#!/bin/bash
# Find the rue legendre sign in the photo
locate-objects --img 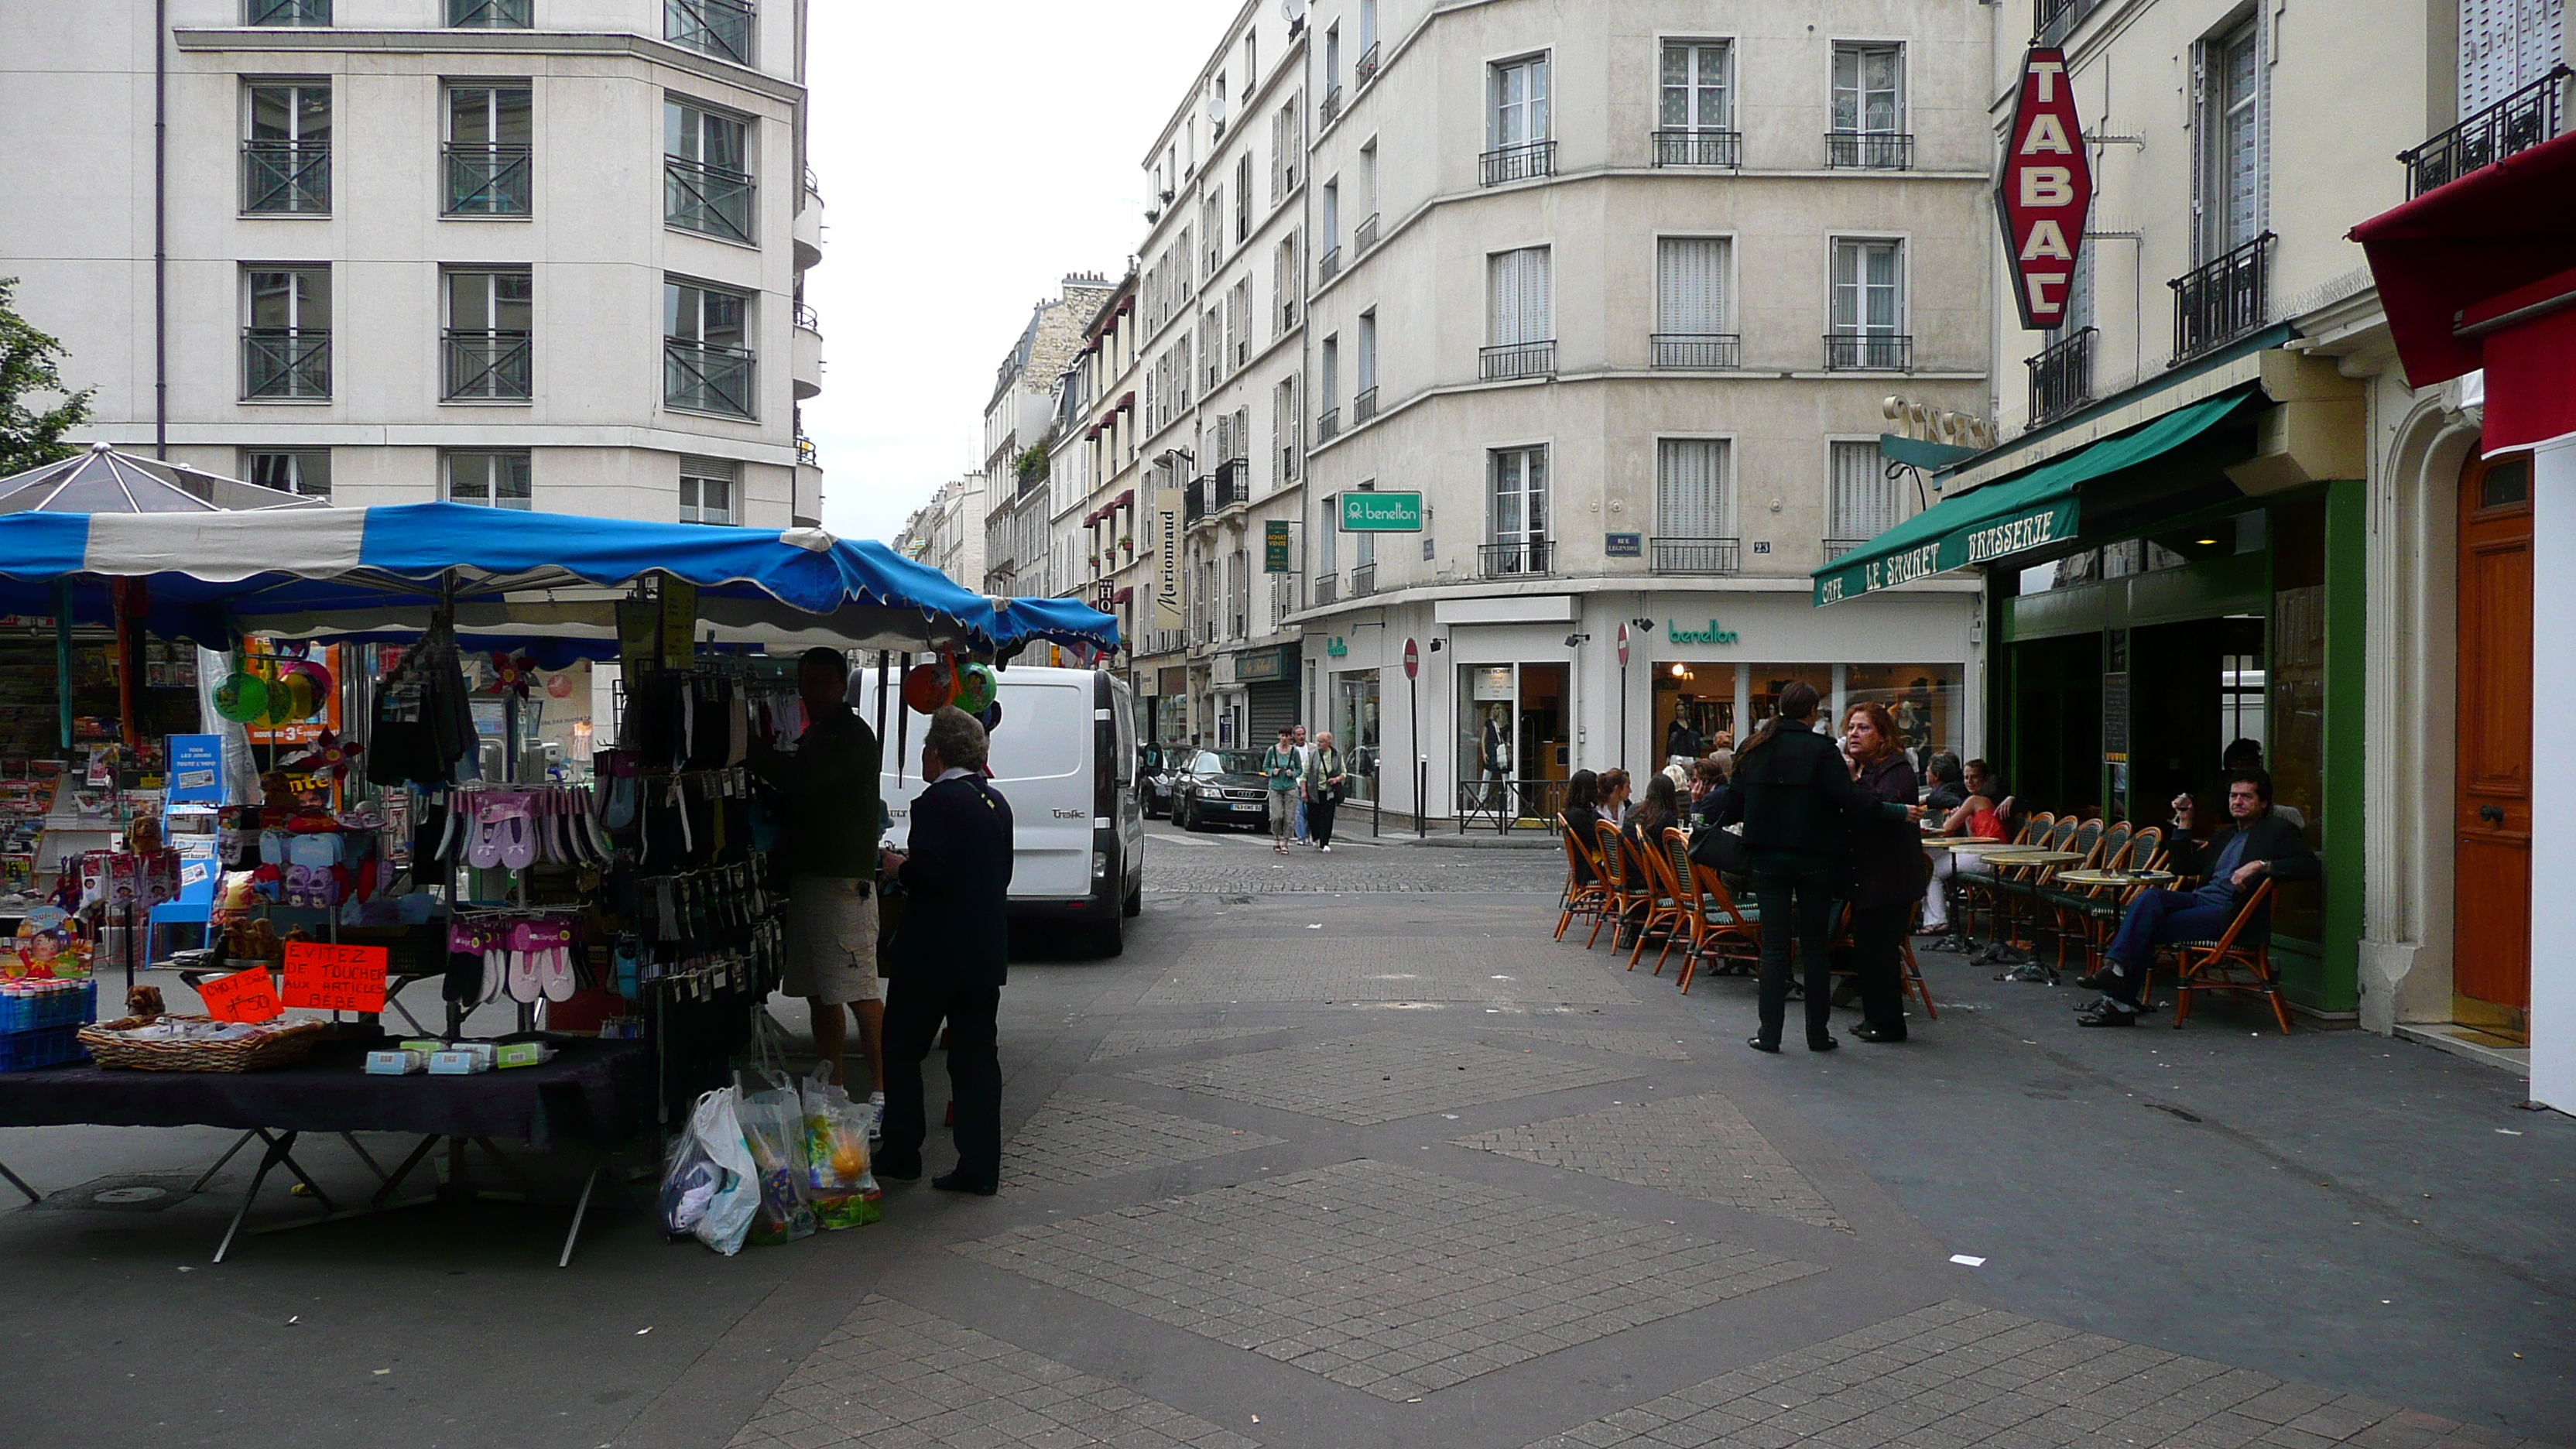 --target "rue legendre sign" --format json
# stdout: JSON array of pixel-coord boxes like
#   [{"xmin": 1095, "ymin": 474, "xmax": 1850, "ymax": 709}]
[
  {"xmin": 1997, "ymin": 46, "xmax": 2092, "ymax": 331},
  {"xmin": 1340, "ymin": 492, "xmax": 1423, "ymax": 532}
]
